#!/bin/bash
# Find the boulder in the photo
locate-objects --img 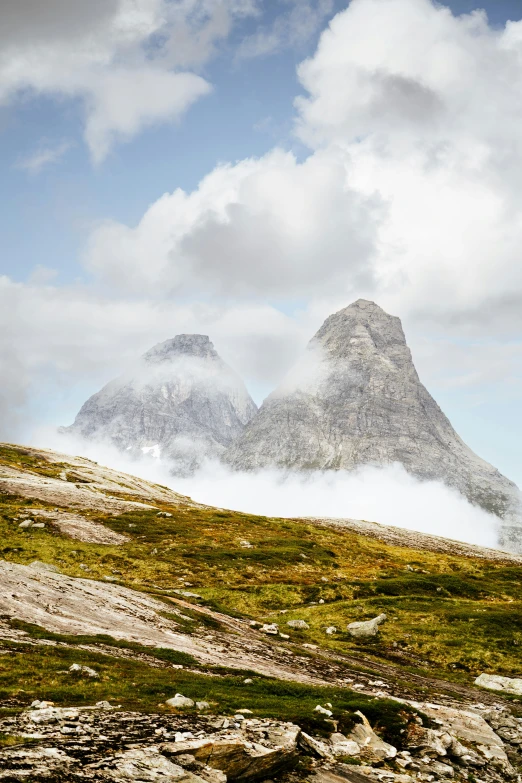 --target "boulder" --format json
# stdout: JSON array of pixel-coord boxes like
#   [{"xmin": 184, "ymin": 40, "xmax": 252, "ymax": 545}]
[
  {"xmin": 347, "ymin": 614, "xmax": 386, "ymax": 638},
  {"xmin": 325, "ymin": 626, "xmax": 337, "ymax": 635},
  {"xmin": 409, "ymin": 702, "xmax": 515, "ymax": 775},
  {"xmin": 475, "ymin": 673, "xmax": 522, "ymax": 696},
  {"xmin": 299, "ymin": 732, "xmax": 333, "ymax": 759},
  {"xmin": 346, "ymin": 712, "xmax": 397, "ymax": 763},
  {"xmin": 260, "ymin": 624, "xmax": 279, "ymax": 635},
  {"xmin": 329, "ymin": 733, "xmax": 361, "ymax": 758},
  {"xmin": 287, "ymin": 620, "xmax": 309, "ymax": 630},
  {"xmin": 166, "ymin": 694, "xmax": 195, "ymax": 709},
  {"xmin": 314, "ymin": 705, "xmax": 333, "ymax": 717},
  {"xmin": 104, "ymin": 747, "xmax": 208, "ymax": 782},
  {"xmin": 69, "ymin": 663, "xmax": 99, "ymax": 678},
  {"xmin": 162, "ymin": 723, "xmax": 300, "ymax": 781}
]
